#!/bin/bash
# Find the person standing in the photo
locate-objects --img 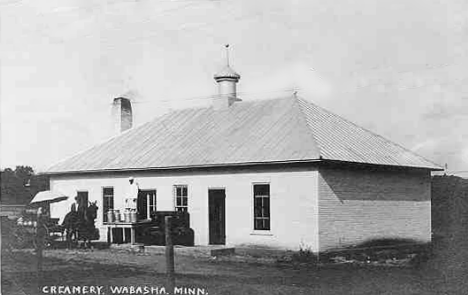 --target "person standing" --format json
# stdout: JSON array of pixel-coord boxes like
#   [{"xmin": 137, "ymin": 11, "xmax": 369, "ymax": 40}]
[
  {"xmin": 125, "ymin": 177, "xmax": 139, "ymax": 213},
  {"xmin": 71, "ymin": 196, "xmax": 79, "ymax": 212}
]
